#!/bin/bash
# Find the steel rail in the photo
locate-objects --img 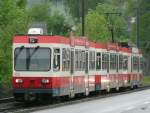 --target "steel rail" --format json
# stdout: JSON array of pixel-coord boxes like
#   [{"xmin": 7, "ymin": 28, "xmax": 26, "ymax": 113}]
[{"xmin": 0, "ymin": 85, "xmax": 150, "ymax": 113}]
